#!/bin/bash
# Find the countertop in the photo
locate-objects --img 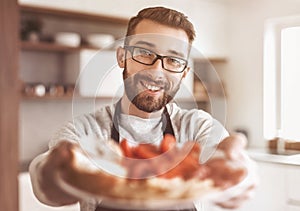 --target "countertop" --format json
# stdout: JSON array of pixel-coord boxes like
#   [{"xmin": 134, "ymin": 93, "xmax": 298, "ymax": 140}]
[
  {"xmin": 247, "ymin": 148, "xmax": 300, "ymax": 166},
  {"xmin": 20, "ymin": 148, "xmax": 300, "ymax": 173}
]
